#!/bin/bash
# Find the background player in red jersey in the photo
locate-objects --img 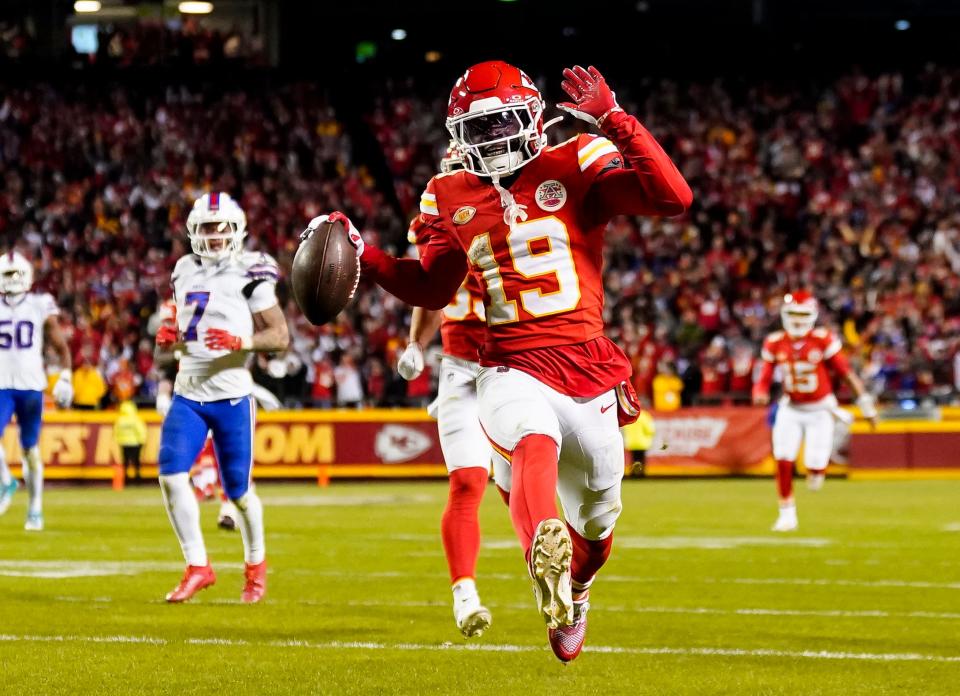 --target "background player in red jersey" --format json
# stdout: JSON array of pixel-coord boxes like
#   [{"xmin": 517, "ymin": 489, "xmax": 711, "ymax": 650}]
[
  {"xmin": 752, "ymin": 292, "xmax": 878, "ymax": 532},
  {"xmin": 309, "ymin": 60, "xmax": 691, "ymax": 661},
  {"xmin": 396, "ymin": 214, "xmax": 508, "ymax": 638}
]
